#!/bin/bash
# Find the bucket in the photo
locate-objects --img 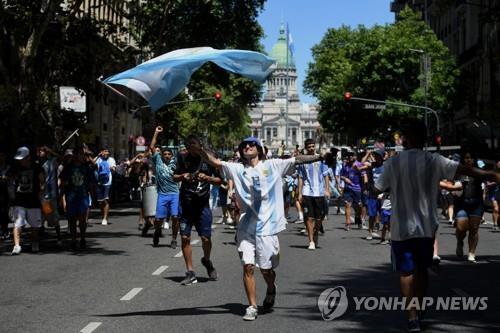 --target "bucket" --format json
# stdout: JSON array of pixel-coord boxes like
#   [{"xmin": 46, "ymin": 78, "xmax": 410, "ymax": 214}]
[{"xmin": 142, "ymin": 185, "xmax": 158, "ymax": 217}]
